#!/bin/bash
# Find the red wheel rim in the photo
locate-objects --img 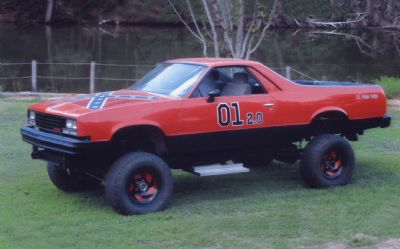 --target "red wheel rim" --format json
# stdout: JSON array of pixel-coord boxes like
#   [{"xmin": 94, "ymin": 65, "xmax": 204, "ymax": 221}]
[
  {"xmin": 320, "ymin": 150, "xmax": 343, "ymax": 178},
  {"xmin": 127, "ymin": 171, "xmax": 158, "ymax": 204}
]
